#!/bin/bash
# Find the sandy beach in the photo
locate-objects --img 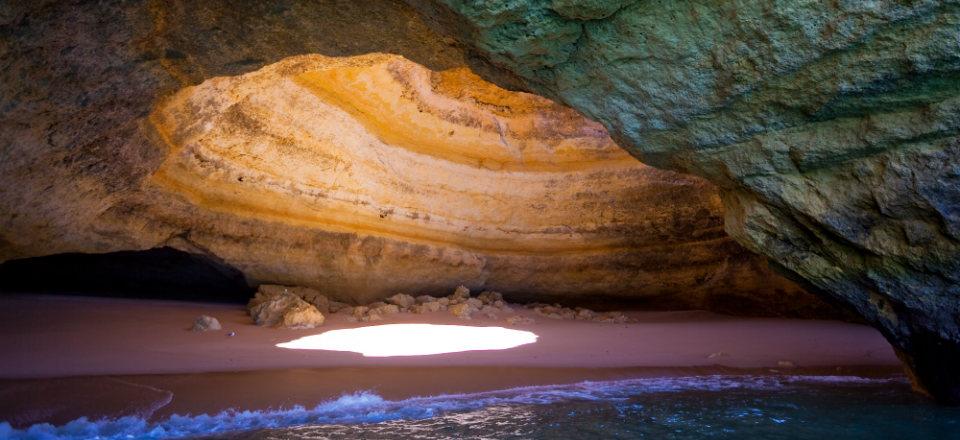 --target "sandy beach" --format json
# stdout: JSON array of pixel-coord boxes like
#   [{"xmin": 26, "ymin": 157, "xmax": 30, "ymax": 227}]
[{"xmin": 0, "ymin": 294, "xmax": 902, "ymax": 428}]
